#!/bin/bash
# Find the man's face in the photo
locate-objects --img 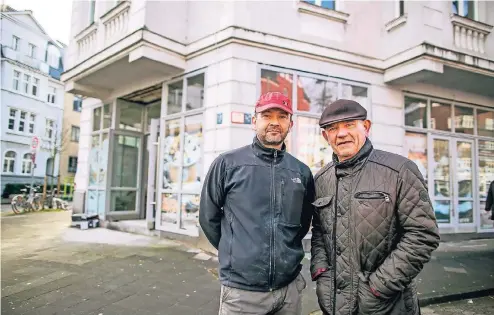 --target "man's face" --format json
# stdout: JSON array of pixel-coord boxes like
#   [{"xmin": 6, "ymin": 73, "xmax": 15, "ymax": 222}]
[
  {"xmin": 322, "ymin": 119, "xmax": 371, "ymax": 162},
  {"xmin": 252, "ymin": 108, "xmax": 293, "ymax": 148}
]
